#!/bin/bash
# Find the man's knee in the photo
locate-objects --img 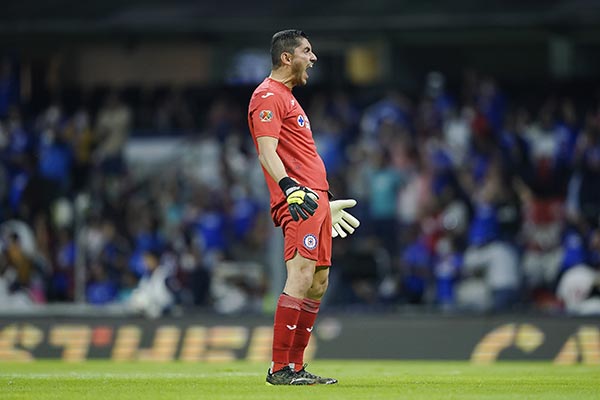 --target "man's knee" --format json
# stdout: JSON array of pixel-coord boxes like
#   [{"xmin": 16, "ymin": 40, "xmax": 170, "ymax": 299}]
[
  {"xmin": 307, "ymin": 282, "xmax": 328, "ymax": 299},
  {"xmin": 284, "ymin": 253, "xmax": 317, "ymax": 296},
  {"xmin": 307, "ymin": 268, "xmax": 329, "ymax": 299}
]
